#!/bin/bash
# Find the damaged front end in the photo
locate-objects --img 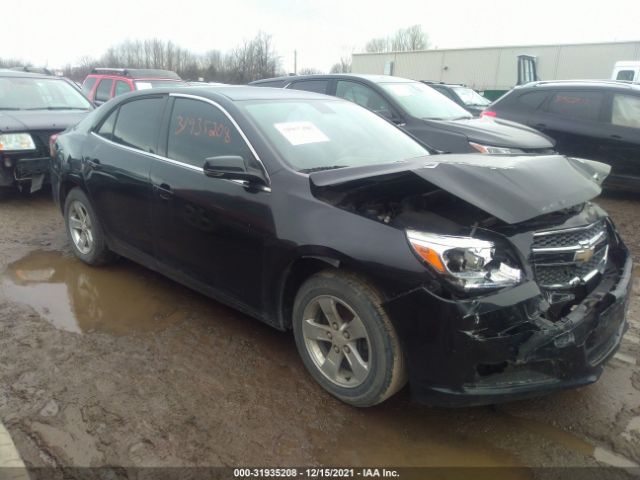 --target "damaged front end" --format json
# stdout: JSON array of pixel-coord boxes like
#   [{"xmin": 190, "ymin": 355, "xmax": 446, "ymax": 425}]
[
  {"xmin": 385, "ymin": 214, "xmax": 631, "ymax": 406},
  {"xmin": 310, "ymin": 154, "xmax": 632, "ymax": 406}
]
